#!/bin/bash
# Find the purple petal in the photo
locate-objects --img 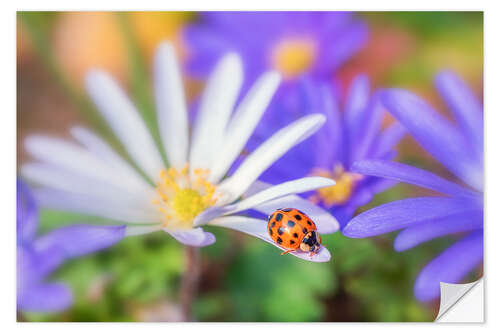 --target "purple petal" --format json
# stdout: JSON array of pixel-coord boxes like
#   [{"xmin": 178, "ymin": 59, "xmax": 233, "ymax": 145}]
[
  {"xmin": 434, "ymin": 71, "xmax": 483, "ymax": 158},
  {"xmin": 183, "ymin": 25, "xmax": 234, "ymax": 77},
  {"xmin": 17, "ymin": 180, "xmax": 38, "ymax": 243},
  {"xmin": 346, "ymin": 183, "xmax": 375, "ymax": 207},
  {"xmin": 320, "ymin": 21, "xmax": 369, "ymax": 71},
  {"xmin": 330, "ymin": 184, "xmax": 376, "ymax": 228},
  {"xmin": 350, "ymin": 93, "xmax": 384, "ymax": 163},
  {"xmin": 394, "ymin": 210, "xmax": 483, "ymax": 251},
  {"xmin": 254, "ymin": 78, "xmax": 337, "ymax": 182},
  {"xmin": 189, "ymin": 12, "xmax": 367, "ymax": 82},
  {"xmin": 331, "ymin": 203, "xmax": 359, "ymax": 228},
  {"xmin": 343, "ymin": 197, "xmax": 479, "ymax": 238},
  {"xmin": 17, "ymin": 245, "xmax": 40, "ymax": 291},
  {"xmin": 33, "ymin": 225, "xmax": 125, "ymax": 258},
  {"xmin": 344, "ymin": 75, "xmax": 370, "ymax": 147},
  {"xmin": 381, "ymin": 89, "xmax": 482, "ymax": 191},
  {"xmin": 18, "ymin": 282, "xmax": 73, "ymax": 313},
  {"xmin": 414, "ymin": 230, "xmax": 483, "ymax": 302},
  {"xmin": 18, "ymin": 244, "xmax": 66, "ymax": 293},
  {"xmin": 351, "ymin": 160, "xmax": 480, "ymax": 198},
  {"xmin": 365, "ymin": 177, "xmax": 398, "ymax": 196},
  {"xmin": 371, "ymin": 122, "xmax": 407, "ymax": 158},
  {"xmin": 165, "ymin": 228, "xmax": 216, "ymax": 247},
  {"xmin": 303, "ymin": 79, "xmax": 345, "ymax": 168},
  {"xmin": 34, "ymin": 247, "xmax": 66, "ymax": 279},
  {"xmin": 203, "ymin": 11, "xmax": 288, "ymax": 33}
]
